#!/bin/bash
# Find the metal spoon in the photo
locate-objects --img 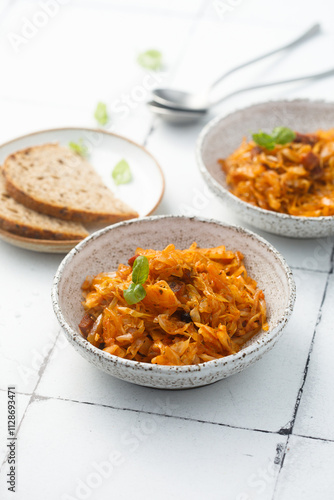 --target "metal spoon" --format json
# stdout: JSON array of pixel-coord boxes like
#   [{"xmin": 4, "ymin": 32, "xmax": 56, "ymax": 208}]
[
  {"xmin": 148, "ymin": 67, "xmax": 334, "ymax": 124},
  {"xmin": 151, "ymin": 23, "xmax": 320, "ymax": 112}
]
